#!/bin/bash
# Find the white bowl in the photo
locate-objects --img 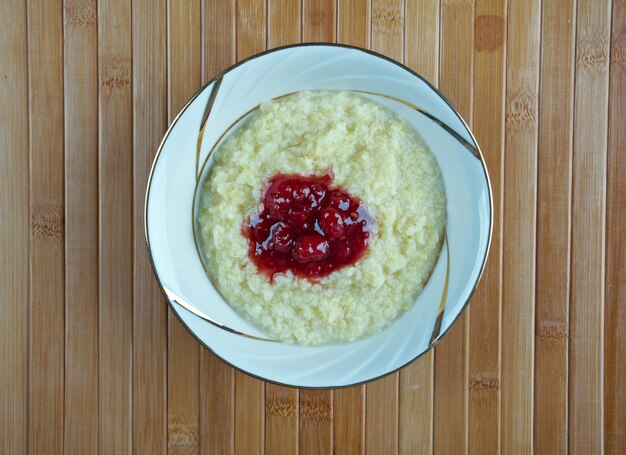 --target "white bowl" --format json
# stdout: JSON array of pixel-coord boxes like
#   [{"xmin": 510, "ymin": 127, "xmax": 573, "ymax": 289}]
[{"xmin": 145, "ymin": 44, "xmax": 492, "ymax": 388}]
